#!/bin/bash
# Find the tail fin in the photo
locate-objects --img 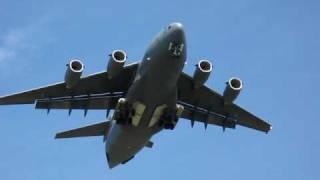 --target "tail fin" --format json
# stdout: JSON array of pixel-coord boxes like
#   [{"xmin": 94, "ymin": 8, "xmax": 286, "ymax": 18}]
[{"xmin": 55, "ymin": 121, "xmax": 111, "ymax": 139}]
